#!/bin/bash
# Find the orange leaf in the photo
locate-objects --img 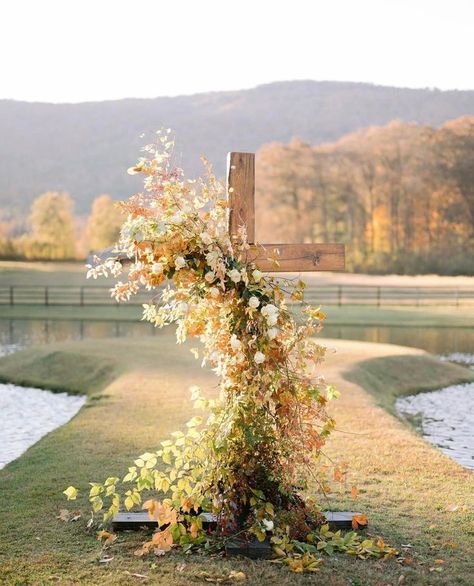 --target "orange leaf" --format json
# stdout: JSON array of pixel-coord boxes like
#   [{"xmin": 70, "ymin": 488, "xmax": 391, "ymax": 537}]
[
  {"xmin": 333, "ymin": 468, "xmax": 344, "ymax": 482},
  {"xmin": 190, "ymin": 521, "xmax": 199, "ymax": 539},
  {"xmin": 152, "ymin": 527, "xmax": 173, "ymax": 552},
  {"xmin": 352, "ymin": 514, "xmax": 368, "ymax": 530},
  {"xmin": 351, "ymin": 485, "xmax": 359, "ymax": 499}
]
